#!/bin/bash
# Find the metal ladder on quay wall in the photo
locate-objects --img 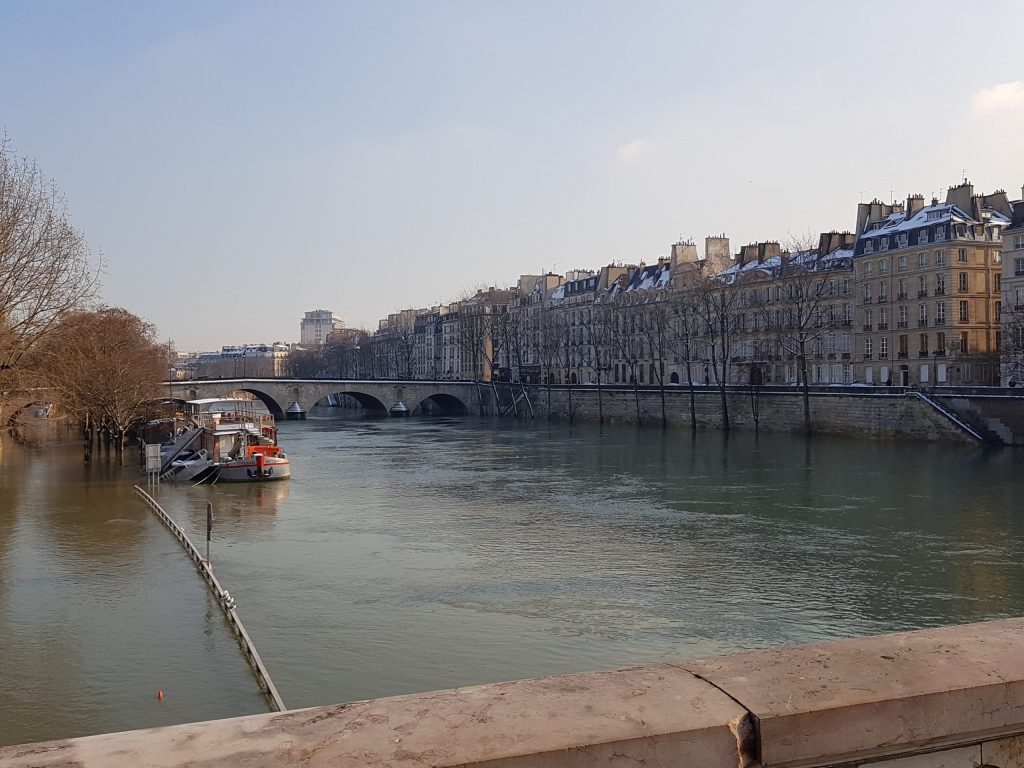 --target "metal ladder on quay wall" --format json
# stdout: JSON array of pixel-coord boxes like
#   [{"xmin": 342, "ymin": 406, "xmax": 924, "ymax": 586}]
[{"xmin": 908, "ymin": 390, "xmax": 988, "ymax": 444}]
